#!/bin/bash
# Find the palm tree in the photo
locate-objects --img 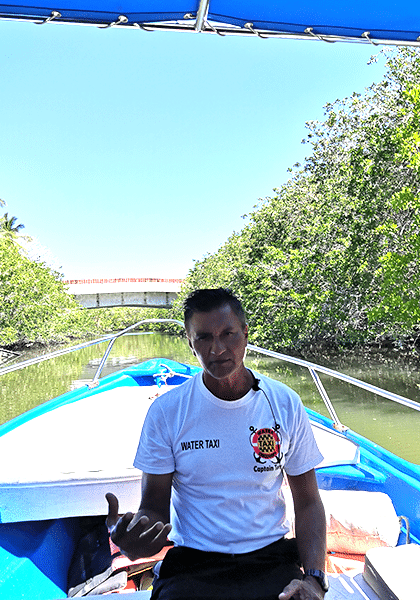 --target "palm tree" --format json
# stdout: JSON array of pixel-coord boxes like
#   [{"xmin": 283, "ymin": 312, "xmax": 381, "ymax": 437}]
[{"xmin": 0, "ymin": 212, "xmax": 31, "ymax": 245}]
